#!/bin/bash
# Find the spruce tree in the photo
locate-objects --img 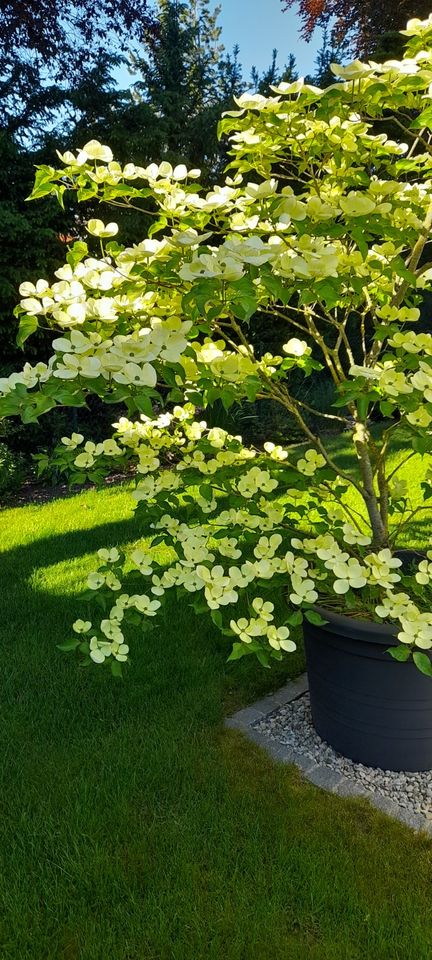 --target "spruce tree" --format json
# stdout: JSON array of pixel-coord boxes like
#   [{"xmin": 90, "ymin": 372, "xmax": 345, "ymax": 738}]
[{"xmin": 131, "ymin": 0, "xmax": 241, "ymax": 177}]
